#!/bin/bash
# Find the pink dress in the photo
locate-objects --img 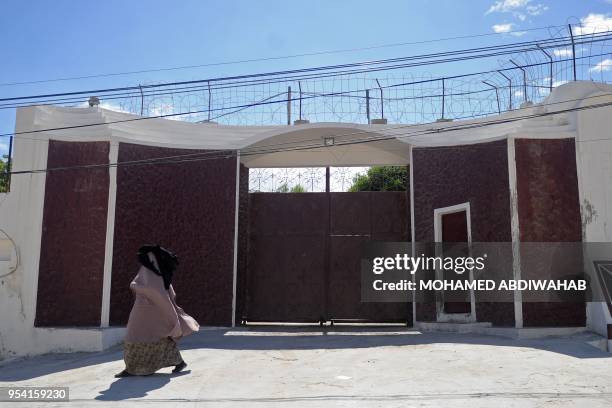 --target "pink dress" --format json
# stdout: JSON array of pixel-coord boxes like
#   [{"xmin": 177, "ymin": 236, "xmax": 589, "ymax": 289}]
[
  {"xmin": 126, "ymin": 266, "xmax": 200, "ymax": 342},
  {"xmin": 122, "ymin": 266, "xmax": 200, "ymax": 375}
]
